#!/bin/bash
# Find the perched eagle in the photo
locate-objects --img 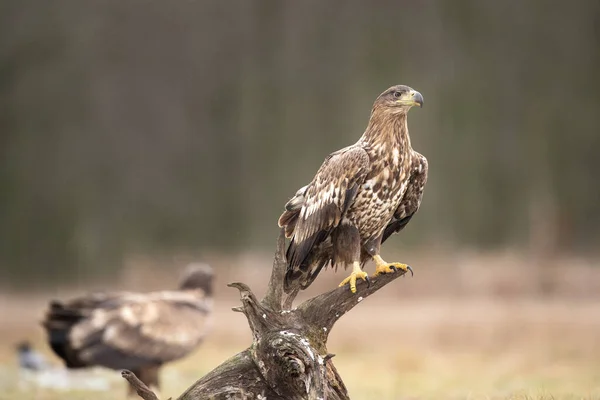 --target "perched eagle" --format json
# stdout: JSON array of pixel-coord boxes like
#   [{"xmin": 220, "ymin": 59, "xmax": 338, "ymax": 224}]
[
  {"xmin": 42, "ymin": 263, "xmax": 213, "ymax": 393},
  {"xmin": 279, "ymin": 85, "xmax": 428, "ymax": 294}
]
